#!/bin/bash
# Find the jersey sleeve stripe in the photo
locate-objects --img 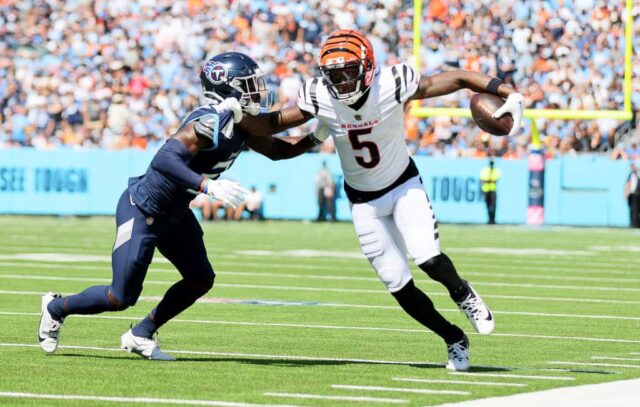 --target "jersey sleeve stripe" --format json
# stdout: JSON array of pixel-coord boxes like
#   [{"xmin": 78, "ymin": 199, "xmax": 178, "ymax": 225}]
[
  {"xmin": 301, "ymin": 80, "xmax": 308, "ymax": 103},
  {"xmin": 310, "ymin": 78, "xmax": 320, "ymax": 115},
  {"xmin": 408, "ymin": 65, "xmax": 415, "ymax": 83},
  {"xmin": 402, "ymin": 64, "xmax": 408, "ymax": 89},
  {"xmin": 391, "ymin": 66, "xmax": 402, "ymax": 104}
]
